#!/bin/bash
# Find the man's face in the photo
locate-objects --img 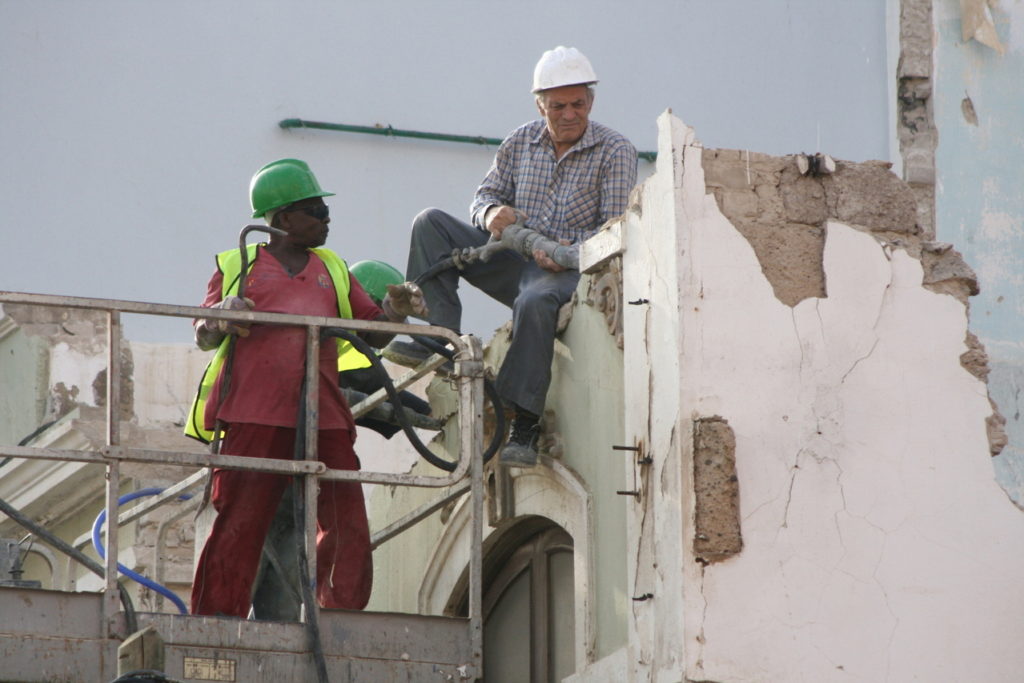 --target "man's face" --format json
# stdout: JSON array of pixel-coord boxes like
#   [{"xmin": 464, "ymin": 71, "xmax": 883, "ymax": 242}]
[
  {"xmin": 536, "ymin": 84, "xmax": 593, "ymax": 149},
  {"xmin": 279, "ymin": 198, "xmax": 330, "ymax": 248}
]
